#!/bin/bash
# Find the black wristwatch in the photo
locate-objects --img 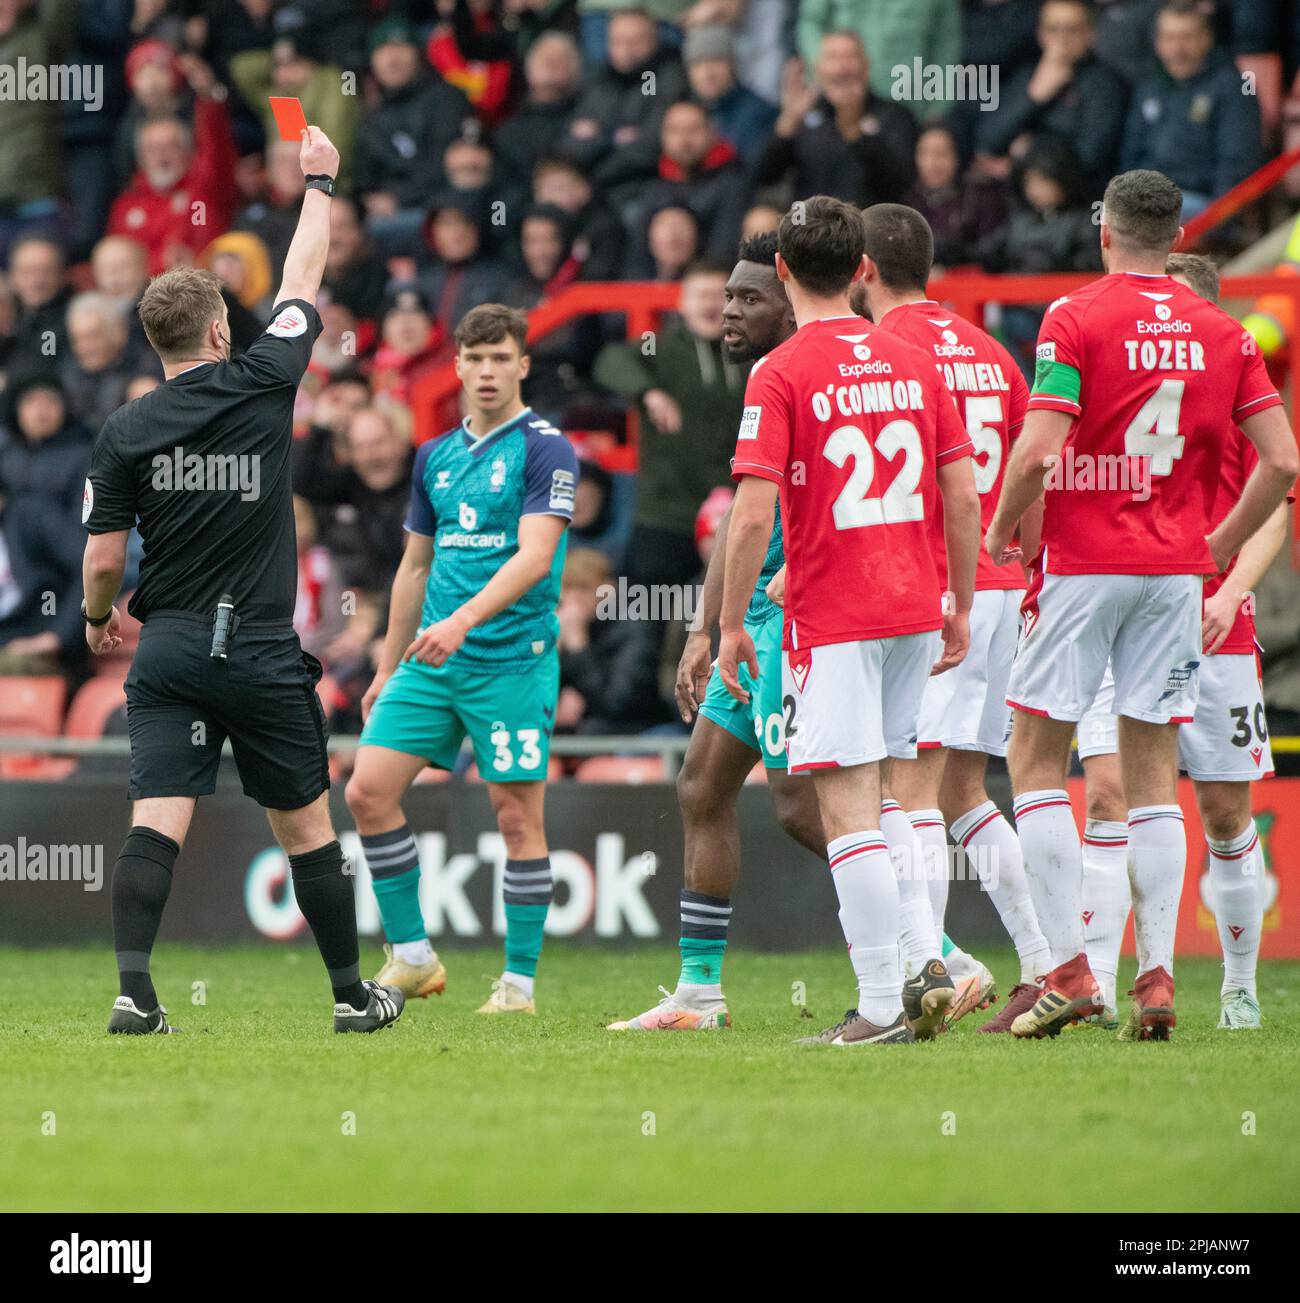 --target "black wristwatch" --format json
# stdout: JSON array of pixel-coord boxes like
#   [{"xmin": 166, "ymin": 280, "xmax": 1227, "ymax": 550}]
[
  {"xmin": 305, "ymin": 174, "xmax": 336, "ymax": 197},
  {"xmin": 82, "ymin": 599, "xmax": 113, "ymax": 627}
]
